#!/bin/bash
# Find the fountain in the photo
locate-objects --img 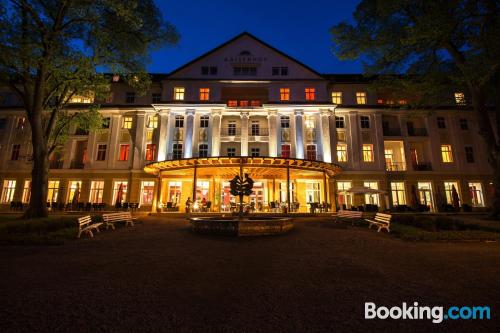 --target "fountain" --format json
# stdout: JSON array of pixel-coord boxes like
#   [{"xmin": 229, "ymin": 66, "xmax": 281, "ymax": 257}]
[{"xmin": 189, "ymin": 172, "xmax": 294, "ymax": 236}]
